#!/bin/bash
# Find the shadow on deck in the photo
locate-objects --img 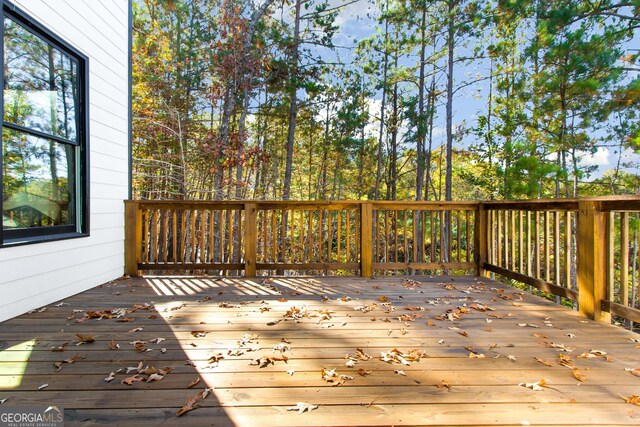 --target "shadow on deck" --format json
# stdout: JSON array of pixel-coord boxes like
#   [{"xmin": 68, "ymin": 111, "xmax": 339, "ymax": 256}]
[{"xmin": 0, "ymin": 275, "xmax": 639, "ymax": 426}]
